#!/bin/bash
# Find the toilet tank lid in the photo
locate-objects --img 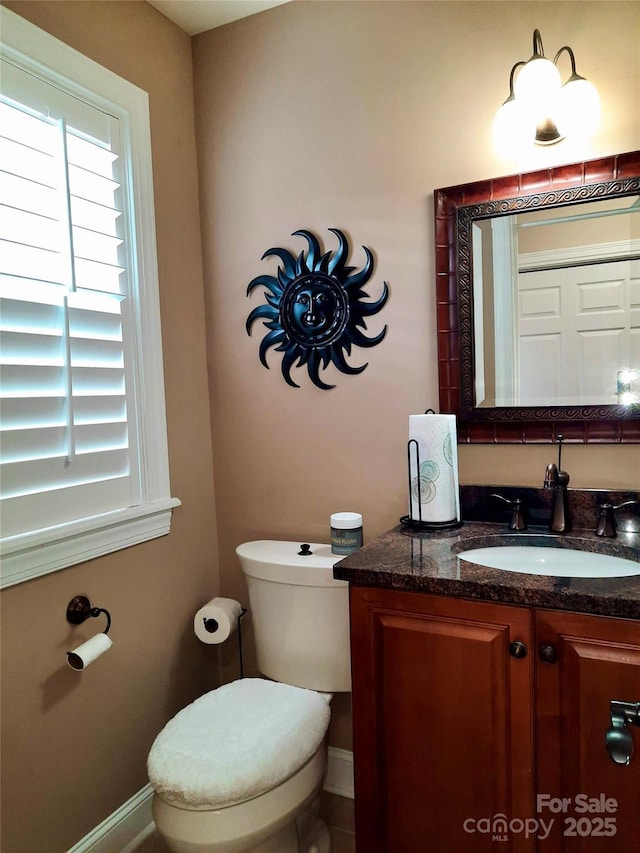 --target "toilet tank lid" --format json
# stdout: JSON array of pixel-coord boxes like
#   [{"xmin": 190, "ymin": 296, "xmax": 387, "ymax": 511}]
[{"xmin": 236, "ymin": 540, "xmax": 348, "ymax": 587}]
